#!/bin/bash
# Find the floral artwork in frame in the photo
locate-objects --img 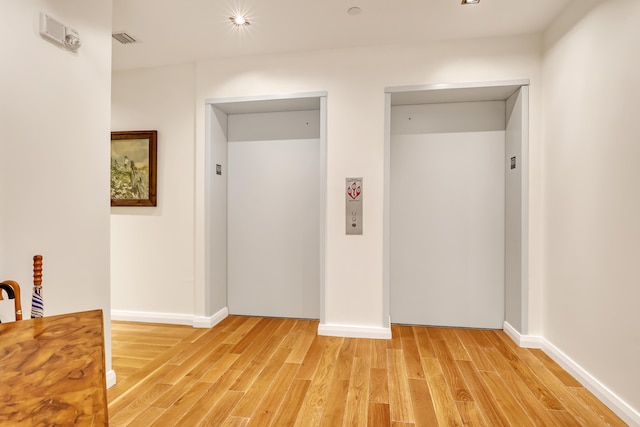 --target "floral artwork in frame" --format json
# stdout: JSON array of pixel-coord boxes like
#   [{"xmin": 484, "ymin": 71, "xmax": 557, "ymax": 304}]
[{"xmin": 110, "ymin": 130, "xmax": 157, "ymax": 206}]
